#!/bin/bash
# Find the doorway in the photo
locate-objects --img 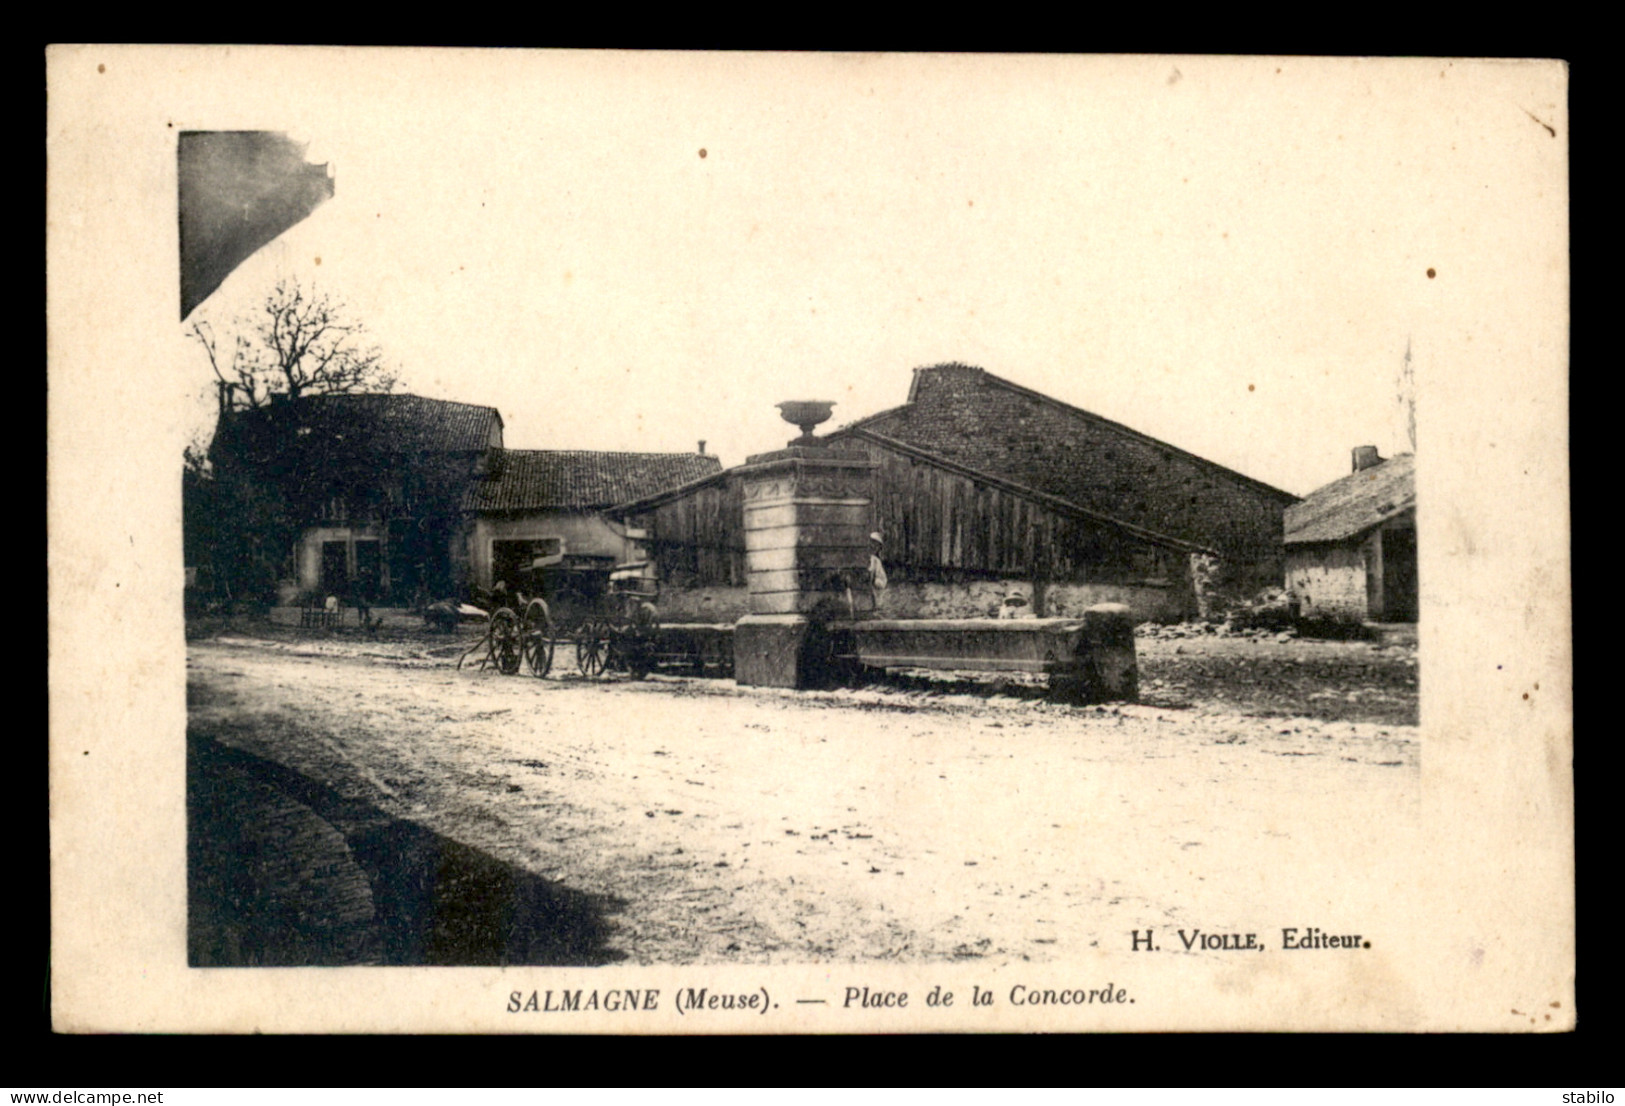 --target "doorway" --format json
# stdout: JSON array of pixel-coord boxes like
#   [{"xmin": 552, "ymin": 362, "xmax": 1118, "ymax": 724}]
[
  {"xmin": 1381, "ymin": 527, "xmax": 1418, "ymax": 622},
  {"xmin": 353, "ymin": 540, "xmax": 382, "ymax": 601},
  {"xmin": 321, "ymin": 541, "xmax": 348, "ymax": 596}
]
